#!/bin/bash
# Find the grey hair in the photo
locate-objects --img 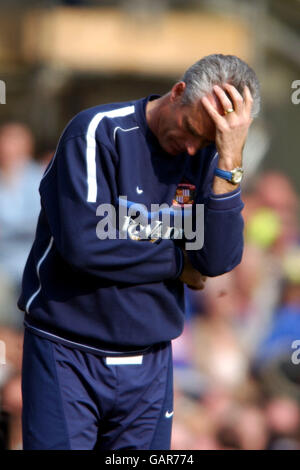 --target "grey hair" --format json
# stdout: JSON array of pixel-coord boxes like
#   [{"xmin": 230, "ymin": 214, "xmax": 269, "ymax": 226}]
[{"xmin": 180, "ymin": 54, "xmax": 260, "ymax": 117}]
